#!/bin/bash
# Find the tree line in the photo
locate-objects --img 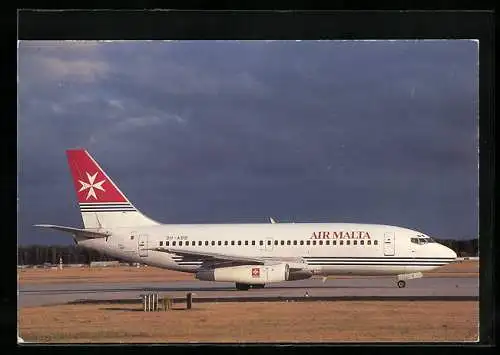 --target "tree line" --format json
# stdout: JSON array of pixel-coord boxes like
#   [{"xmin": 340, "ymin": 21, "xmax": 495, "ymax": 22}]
[
  {"xmin": 17, "ymin": 238, "xmax": 479, "ymax": 266},
  {"xmin": 17, "ymin": 245, "xmax": 119, "ymax": 266}
]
